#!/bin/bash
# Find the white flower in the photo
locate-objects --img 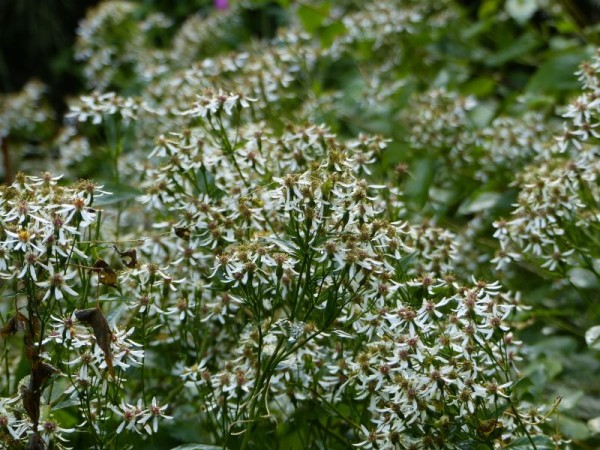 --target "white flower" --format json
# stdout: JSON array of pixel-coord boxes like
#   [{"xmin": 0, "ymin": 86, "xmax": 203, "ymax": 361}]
[
  {"xmin": 112, "ymin": 400, "xmax": 145, "ymax": 434},
  {"xmin": 138, "ymin": 397, "xmax": 172, "ymax": 434},
  {"xmin": 4, "ymin": 228, "xmax": 43, "ymax": 253},
  {"xmin": 506, "ymin": 0, "xmax": 538, "ymax": 23},
  {"xmin": 0, "ymin": 399, "xmax": 27, "ymax": 440},
  {"xmin": 110, "ymin": 327, "xmax": 145, "ymax": 370},
  {"xmin": 112, "ymin": 398, "xmax": 171, "ymax": 436},
  {"xmin": 55, "ymin": 193, "xmax": 97, "ymax": 227},
  {"xmin": 36, "ymin": 265, "xmax": 79, "ymax": 301},
  {"xmin": 39, "ymin": 418, "xmax": 76, "ymax": 443}
]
